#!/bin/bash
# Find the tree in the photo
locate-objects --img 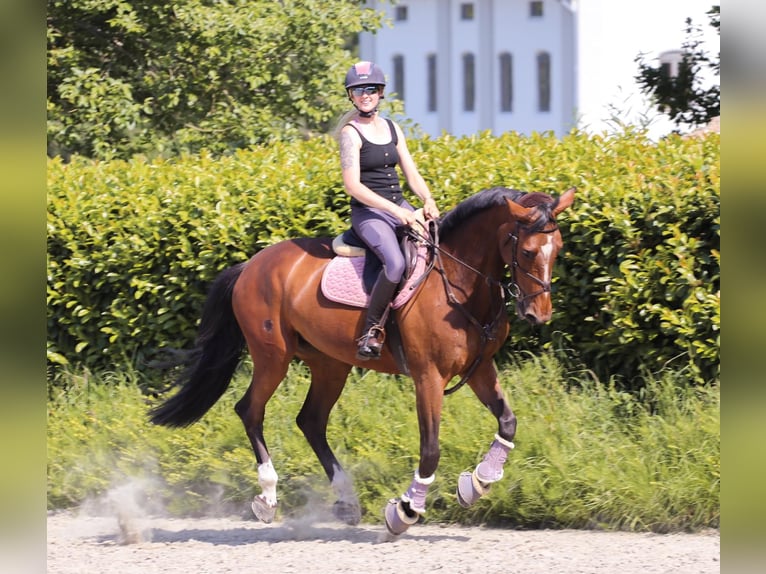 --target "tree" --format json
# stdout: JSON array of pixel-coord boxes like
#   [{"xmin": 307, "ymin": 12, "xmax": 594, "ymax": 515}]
[
  {"xmin": 634, "ymin": 5, "xmax": 720, "ymax": 130},
  {"xmin": 47, "ymin": 0, "xmax": 385, "ymax": 160}
]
